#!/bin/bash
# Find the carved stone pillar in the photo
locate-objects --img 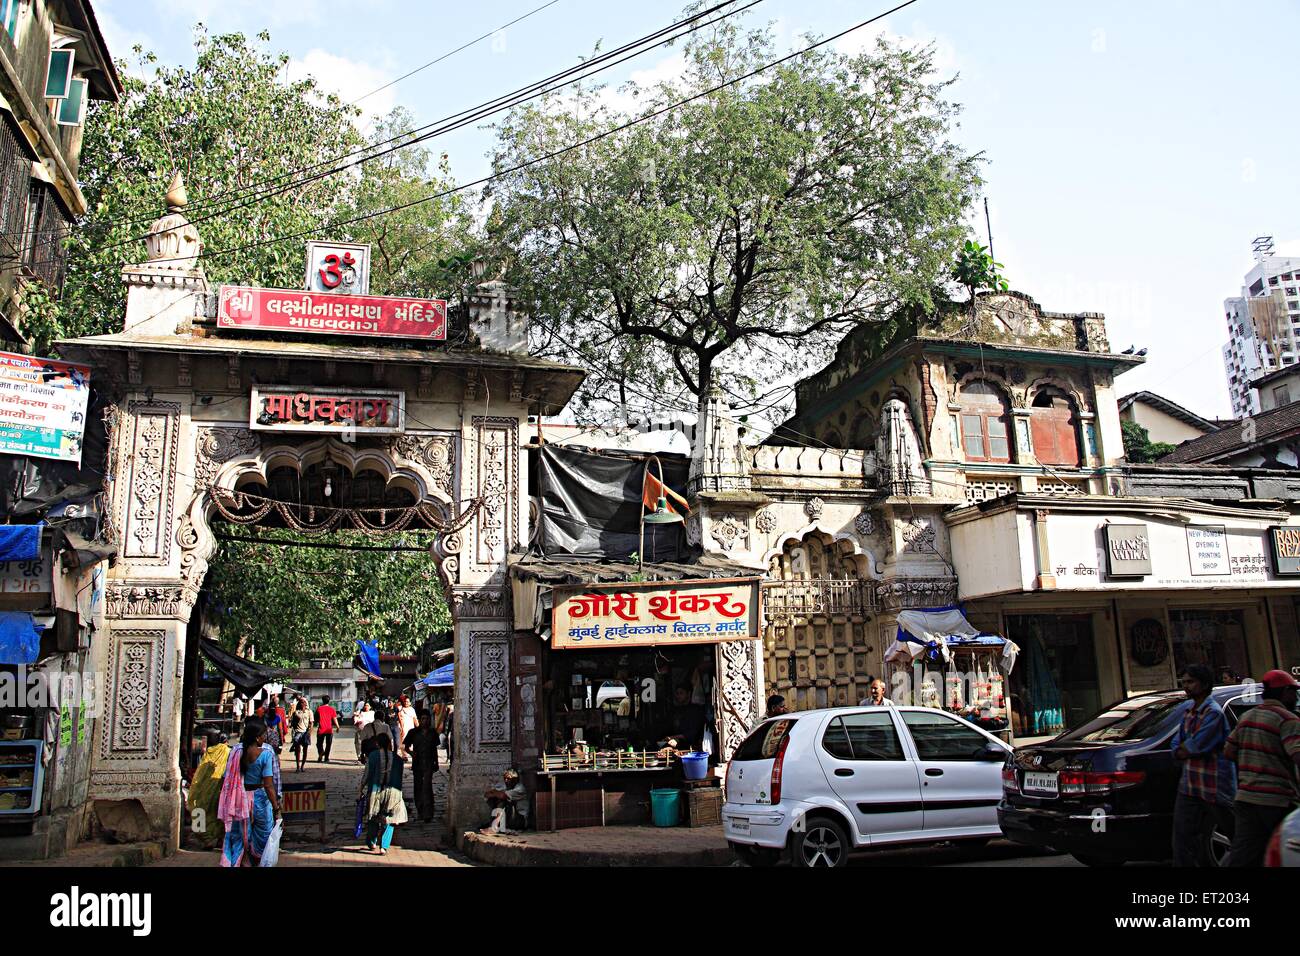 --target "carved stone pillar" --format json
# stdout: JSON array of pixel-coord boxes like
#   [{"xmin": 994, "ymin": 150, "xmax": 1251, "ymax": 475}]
[{"xmin": 717, "ymin": 638, "xmax": 763, "ymax": 761}]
